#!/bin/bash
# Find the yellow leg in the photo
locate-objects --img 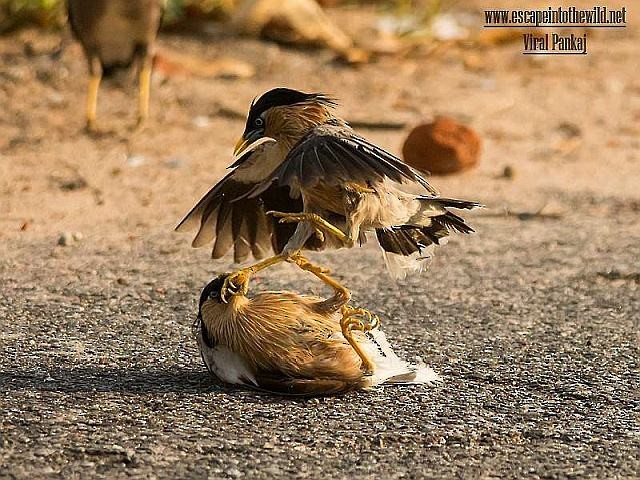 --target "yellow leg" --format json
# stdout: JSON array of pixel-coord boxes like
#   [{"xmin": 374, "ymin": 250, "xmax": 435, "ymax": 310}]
[
  {"xmin": 86, "ymin": 74, "xmax": 101, "ymax": 132},
  {"xmin": 136, "ymin": 61, "xmax": 152, "ymax": 129},
  {"xmin": 288, "ymin": 253, "xmax": 351, "ymax": 304},
  {"xmin": 288, "ymin": 253, "xmax": 331, "ymax": 275},
  {"xmin": 221, "ymin": 253, "xmax": 289, "ymax": 302},
  {"xmin": 340, "ymin": 306, "xmax": 380, "ymax": 375},
  {"xmin": 222, "ymin": 252, "xmax": 343, "ymax": 302},
  {"xmin": 267, "ymin": 211, "xmax": 351, "ymax": 245}
]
